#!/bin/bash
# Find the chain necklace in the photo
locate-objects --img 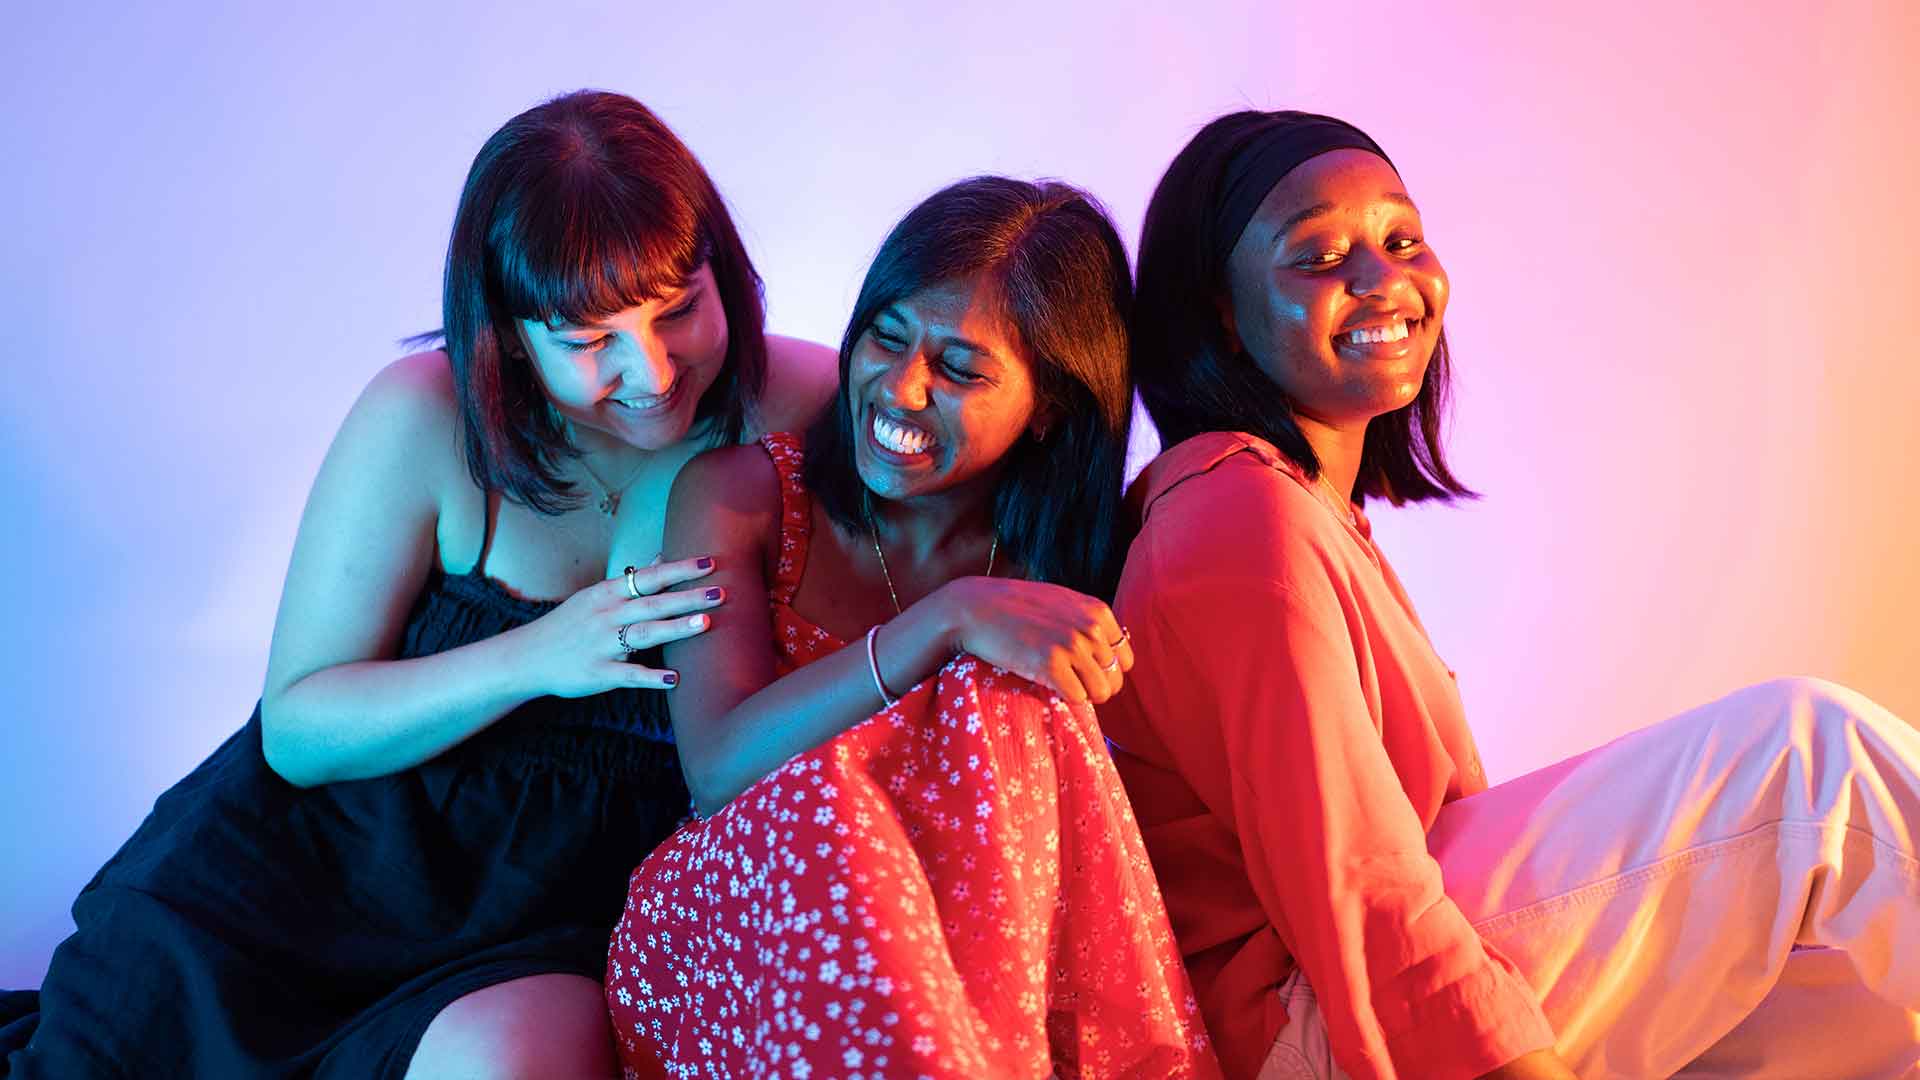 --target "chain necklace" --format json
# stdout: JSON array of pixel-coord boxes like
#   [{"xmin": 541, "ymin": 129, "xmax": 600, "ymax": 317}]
[
  {"xmin": 1316, "ymin": 468, "xmax": 1358, "ymax": 528},
  {"xmin": 864, "ymin": 494, "xmax": 997, "ymax": 615},
  {"xmin": 575, "ymin": 449, "xmax": 649, "ymax": 516}
]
